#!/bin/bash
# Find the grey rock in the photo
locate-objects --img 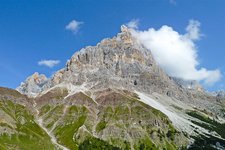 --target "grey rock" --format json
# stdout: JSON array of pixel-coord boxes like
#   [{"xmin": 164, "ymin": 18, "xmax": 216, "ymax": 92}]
[
  {"xmin": 16, "ymin": 72, "xmax": 48, "ymax": 97},
  {"xmin": 216, "ymin": 91, "xmax": 225, "ymax": 98},
  {"xmin": 16, "ymin": 25, "xmax": 193, "ymax": 102},
  {"xmin": 172, "ymin": 77, "xmax": 203, "ymax": 91},
  {"xmin": 49, "ymin": 25, "xmax": 188, "ymax": 100}
]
